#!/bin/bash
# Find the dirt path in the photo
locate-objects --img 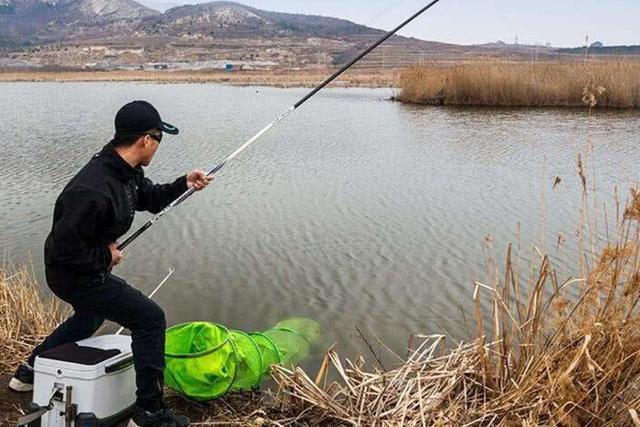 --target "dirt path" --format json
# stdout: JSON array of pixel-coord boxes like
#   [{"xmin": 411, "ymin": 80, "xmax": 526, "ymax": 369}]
[
  {"xmin": 0, "ymin": 374, "xmax": 32, "ymax": 426},
  {"xmin": 0, "ymin": 373, "xmax": 286, "ymax": 426}
]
